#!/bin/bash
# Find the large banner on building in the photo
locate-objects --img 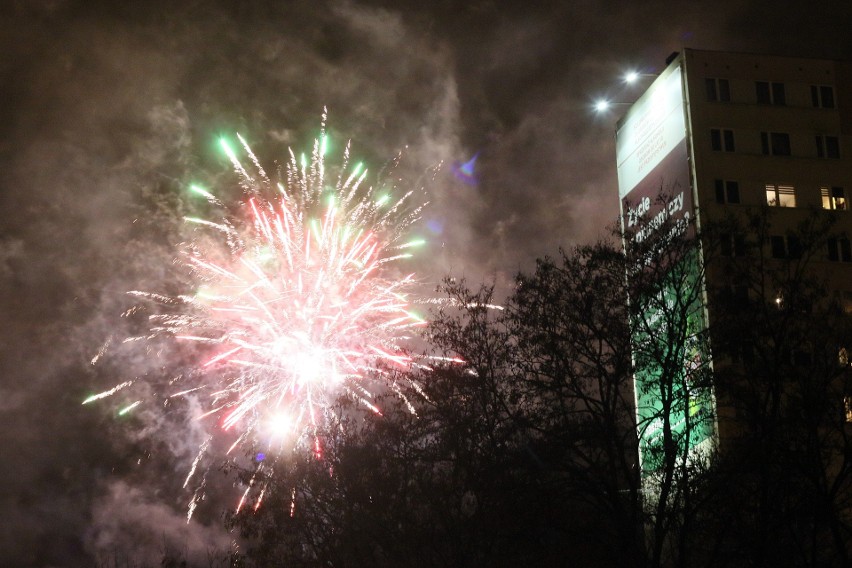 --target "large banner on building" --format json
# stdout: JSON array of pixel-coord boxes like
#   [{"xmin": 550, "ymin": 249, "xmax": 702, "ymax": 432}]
[
  {"xmin": 617, "ymin": 66, "xmax": 694, "ymax": 244},
  {"xmin": 617, "ymin": 66, "xmax": 689, "ymax": 198},
  {"xmin": 629, "ymin": 250, "xmax": 715, "ymax": 473},
  {"xmin": 616, "ymin": 65, "xmax": 716, "ymax": 474}
]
